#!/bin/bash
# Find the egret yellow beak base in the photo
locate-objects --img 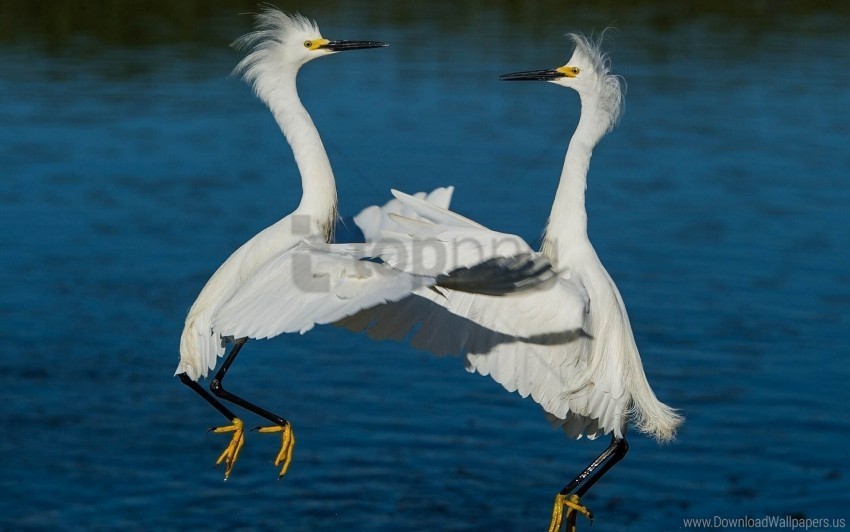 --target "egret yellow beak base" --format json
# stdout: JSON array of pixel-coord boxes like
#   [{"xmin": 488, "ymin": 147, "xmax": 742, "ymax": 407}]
[{"xmin": 500, "ymin": 66, "xmax": 580, "ymax": 81}]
